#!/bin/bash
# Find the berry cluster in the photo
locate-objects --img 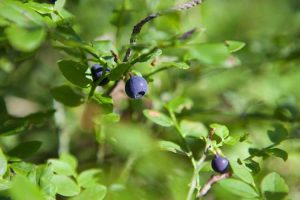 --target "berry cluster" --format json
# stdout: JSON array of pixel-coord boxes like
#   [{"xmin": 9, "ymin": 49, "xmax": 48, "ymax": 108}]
[{"xmin": 90, "ymin": 64, "xmax": 148, "ymax": 99}]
